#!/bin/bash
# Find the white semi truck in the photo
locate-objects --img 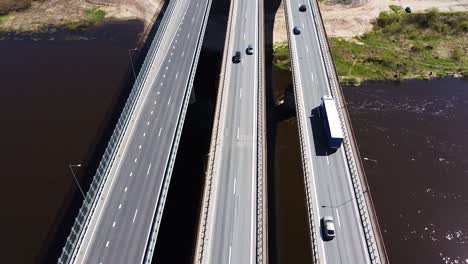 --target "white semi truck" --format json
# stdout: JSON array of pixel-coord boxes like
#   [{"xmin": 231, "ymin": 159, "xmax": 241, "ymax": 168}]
[{"xmin": 320, "ymin": 95, "xmax": 344, "ymax": 148}]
